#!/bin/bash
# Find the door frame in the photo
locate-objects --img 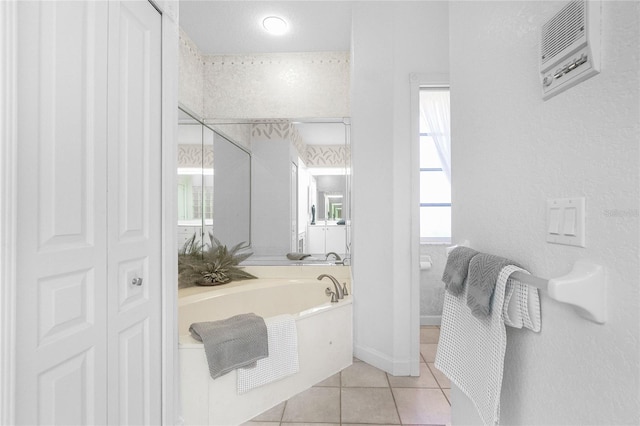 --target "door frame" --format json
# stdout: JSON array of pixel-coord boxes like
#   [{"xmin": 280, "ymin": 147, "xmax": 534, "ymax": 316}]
[
  {"xmin": 0, "ymin": 1, "xmax": 18, "ymax": 424},
  {"xmin": 409, "ymin": 72, "xmax": 449, "ymax": 376},
  {"xmin": 155, "ymin": 0, "xmax": 180, "ymax": 423},
  {"xmin": 0, "ymin": 1, "xmax": 180, "ymax": 423}
]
